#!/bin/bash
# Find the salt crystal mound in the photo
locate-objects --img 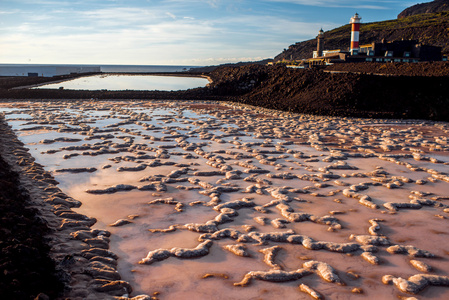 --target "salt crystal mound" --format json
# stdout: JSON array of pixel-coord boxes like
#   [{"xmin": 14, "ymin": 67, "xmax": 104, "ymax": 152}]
[
  {"xmin": 223, "ymin": 243, "xmax": 250, "ymax": 257},
  {"xmin": 259, "ymin": 245, "xmax": 282, "ymax": 269},
  {"xmin": 139, "ymin": 240, "xmax": 214, "ymax": 265},
  {"xmin": 299, "ymin": 283, "xmax": 323, "ymax": 299},
  {"xmin": 409, "ymin": 259, "xmax": 432, "ymax": 272},
  {"xmin": 382, "ymin": 274, "xmax": 449, "ymax": 294},
  {"xmin": 2, "ymin": 100, "xmax": 449, "ymax": 299},
  {"xmin": 234, "ymin": 268, "xmax": 312, "ymax": 286}
]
